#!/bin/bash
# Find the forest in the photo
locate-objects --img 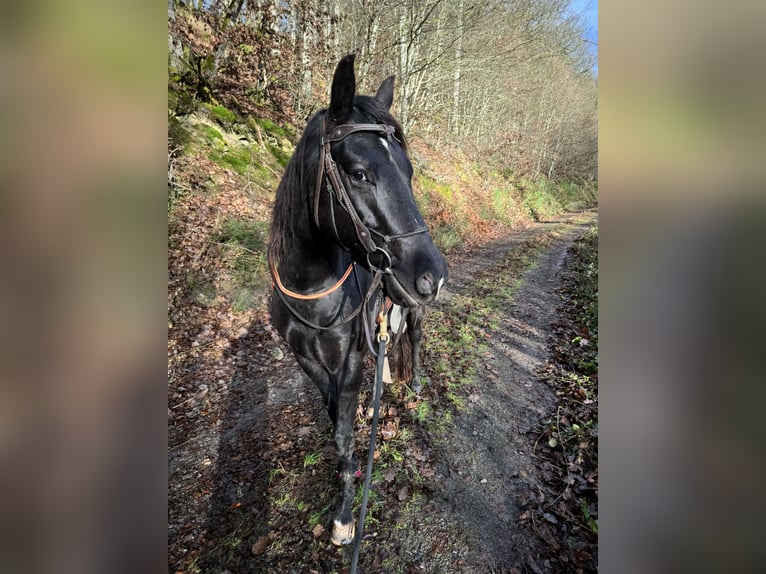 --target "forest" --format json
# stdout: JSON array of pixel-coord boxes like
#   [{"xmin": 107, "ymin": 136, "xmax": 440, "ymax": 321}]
[{"xmin": 168, "ymin": 0, "xmax": 597, "ymax": 185}]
